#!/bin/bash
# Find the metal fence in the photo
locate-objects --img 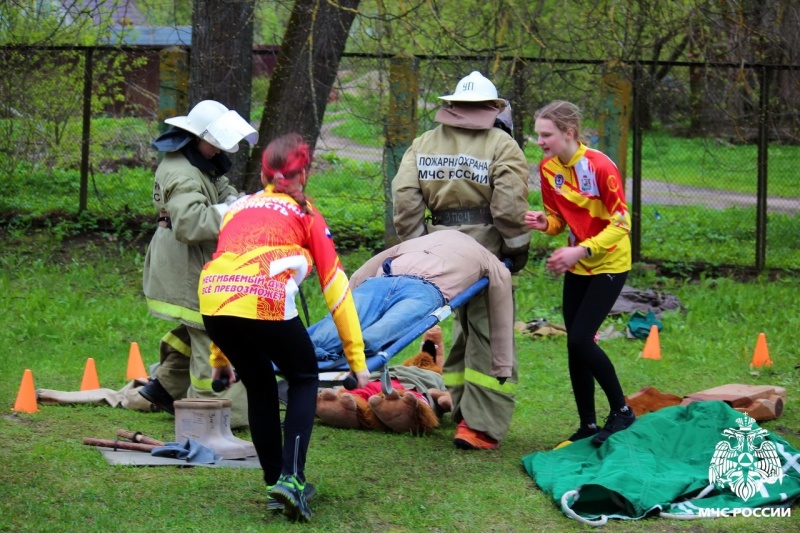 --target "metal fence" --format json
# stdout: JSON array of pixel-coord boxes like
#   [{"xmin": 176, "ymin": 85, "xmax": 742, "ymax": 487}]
[{"xmin": 2, "ymin": 45, "xmax": 799, "ymax": 271}]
